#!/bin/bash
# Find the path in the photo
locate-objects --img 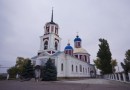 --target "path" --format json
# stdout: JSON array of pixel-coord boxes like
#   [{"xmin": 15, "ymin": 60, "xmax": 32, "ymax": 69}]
[{"xmin": 0, "ymin": 79, "xmax": 129, "ymax": 90}]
